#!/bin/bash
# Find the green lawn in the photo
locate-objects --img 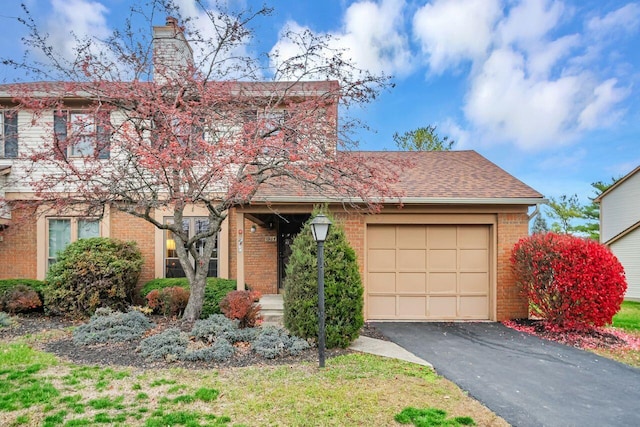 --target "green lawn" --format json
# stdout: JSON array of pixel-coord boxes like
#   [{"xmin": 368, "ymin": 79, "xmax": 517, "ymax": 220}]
[
  {"xmin": 612, "ymin": 301, "xmax": 640, "ymax": 331},
  {"xmin": 0, "ymin": 341, "xmax": 508, "ymax": 426}
]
